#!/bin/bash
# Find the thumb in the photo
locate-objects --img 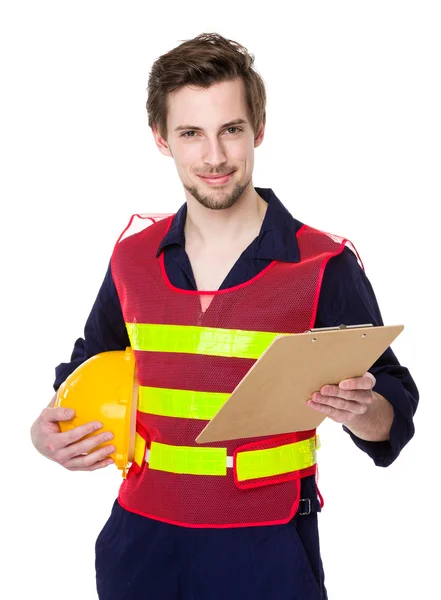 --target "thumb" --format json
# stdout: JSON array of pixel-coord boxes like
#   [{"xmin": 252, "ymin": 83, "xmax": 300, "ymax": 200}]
[{"xmin": 43, "ymin": 406, "xmax": 76, "ymax": 422}]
